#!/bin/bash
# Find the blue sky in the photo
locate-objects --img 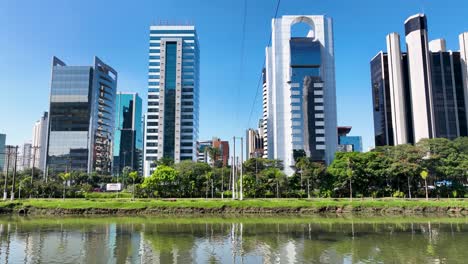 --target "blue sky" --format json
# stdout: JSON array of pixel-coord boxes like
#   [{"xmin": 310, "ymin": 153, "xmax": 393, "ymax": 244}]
[{"xmin": 1, "ymin": 0, "xmax": 467, "ymax": 152}]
